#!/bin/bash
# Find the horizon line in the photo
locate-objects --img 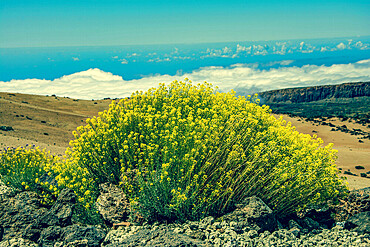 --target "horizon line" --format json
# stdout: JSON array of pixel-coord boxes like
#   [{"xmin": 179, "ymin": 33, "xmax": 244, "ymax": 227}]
[{"xmin": 1, "ymin": 35, "xmax": 369, "ymax": 49}]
